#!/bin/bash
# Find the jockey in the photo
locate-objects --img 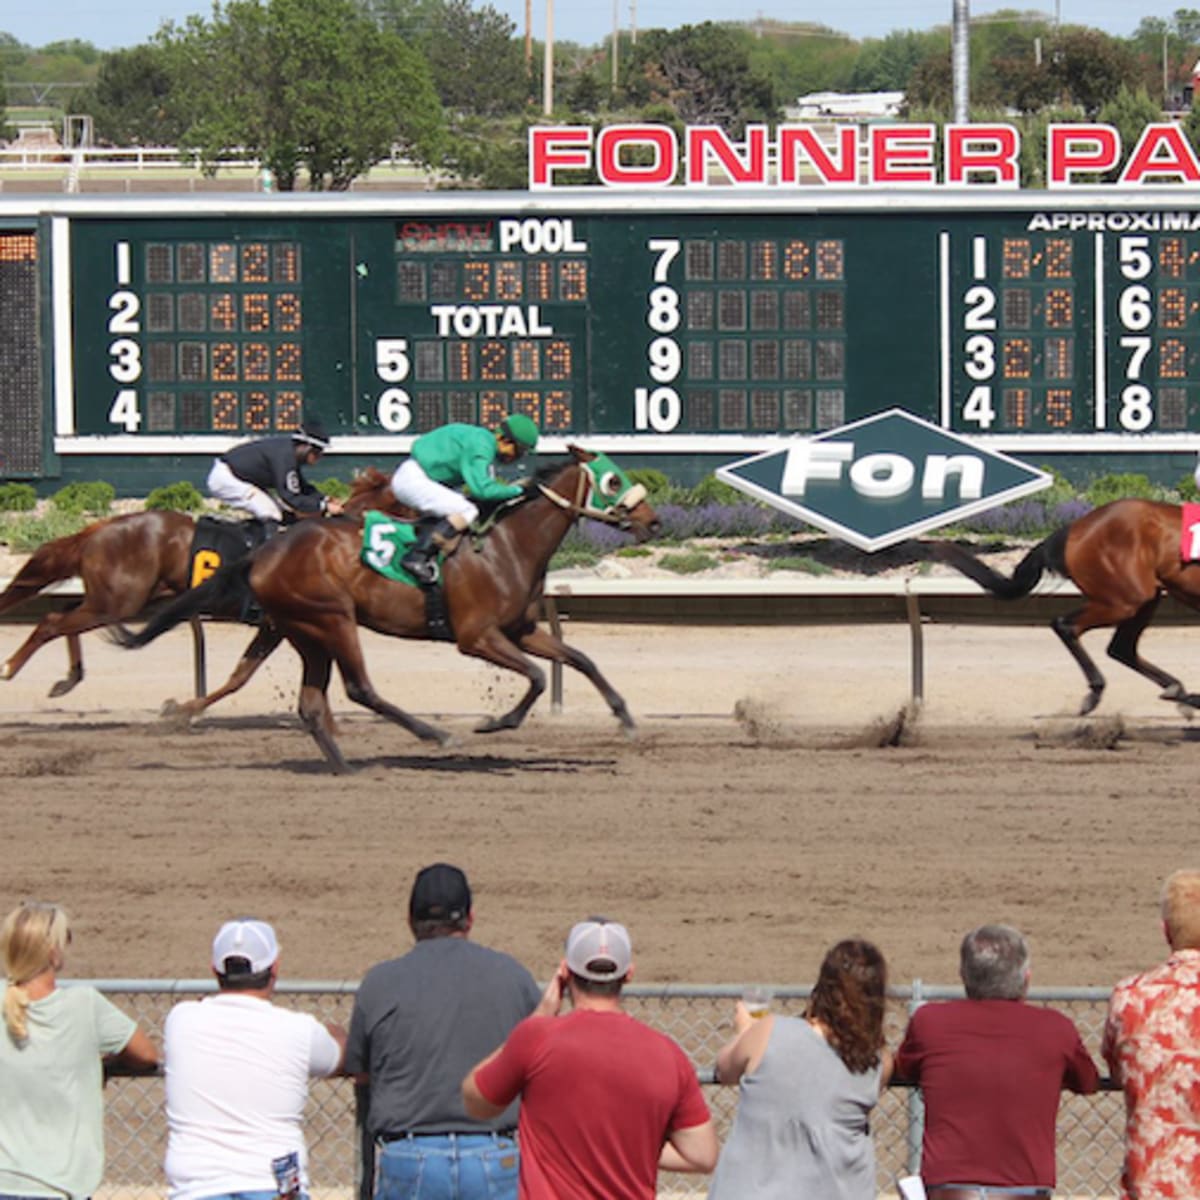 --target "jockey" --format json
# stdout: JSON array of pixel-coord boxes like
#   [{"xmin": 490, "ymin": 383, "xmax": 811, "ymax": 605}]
[
  {"xmin": 207, "ymin": 419, "xmax": 343, "ymax": 532},
  {"xmin": 390, "ymin": 414, "xmax": 540, "ymax": 585}
]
